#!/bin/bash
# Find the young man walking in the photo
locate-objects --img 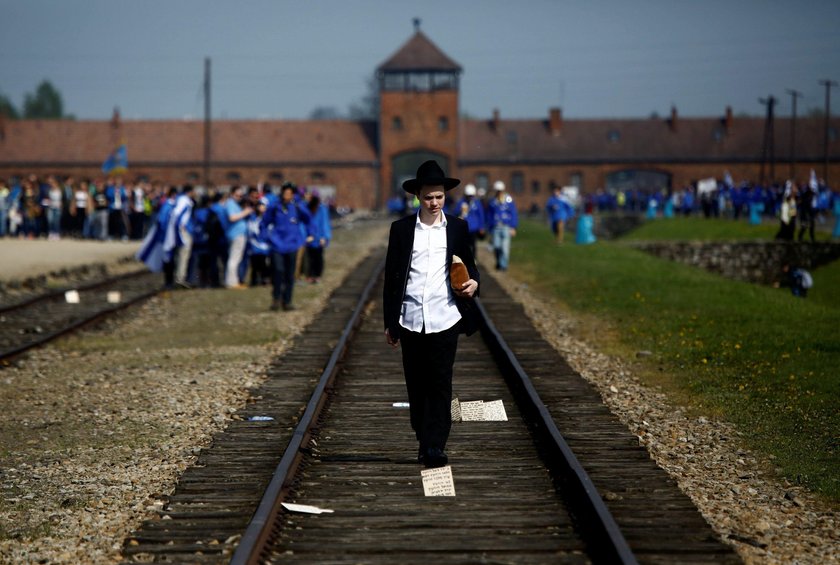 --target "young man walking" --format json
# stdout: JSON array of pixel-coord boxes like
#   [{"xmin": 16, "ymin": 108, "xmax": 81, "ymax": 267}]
[{"xmin": 383, "ymin": 160, "xmax": 480, "ymax": 468}]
